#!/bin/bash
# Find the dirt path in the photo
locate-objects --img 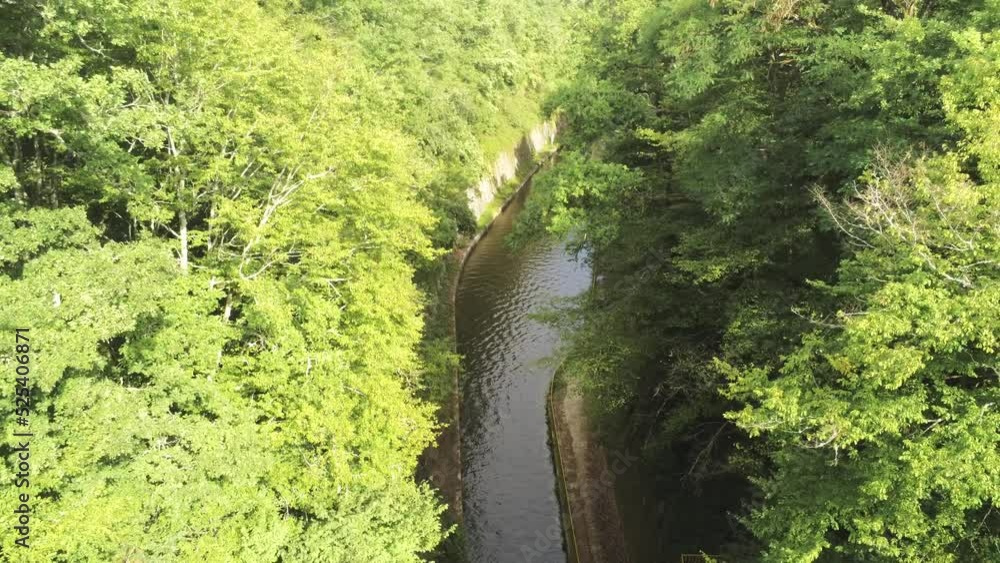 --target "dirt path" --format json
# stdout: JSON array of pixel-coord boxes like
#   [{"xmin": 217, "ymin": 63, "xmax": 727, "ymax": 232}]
[{"xmin": 551, "ymin": 375, "xmax": 629, "ymax": 563}]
